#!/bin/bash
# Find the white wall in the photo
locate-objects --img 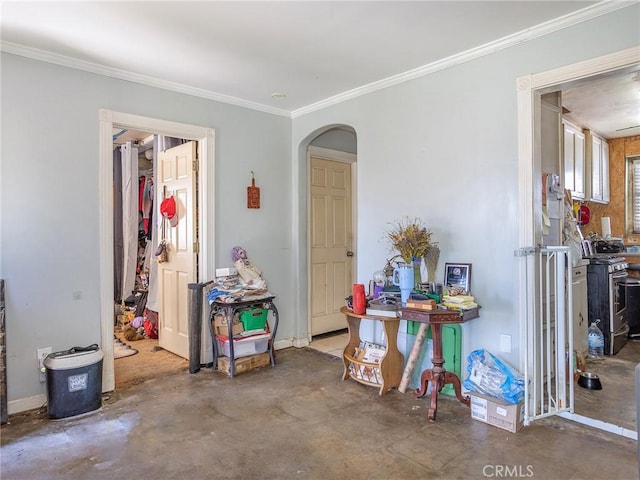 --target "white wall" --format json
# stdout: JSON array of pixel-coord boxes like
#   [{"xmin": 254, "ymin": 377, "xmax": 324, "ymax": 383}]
[
  {"xmin": 291, "ymin": 4, "xmax": 640, "ymax": 369},
  {"xmin": 0, "ymin": 53, "xmax": 291, "ymax": 405},
  {"xmin": 2, "ymin": 3, "xmax": 638, "ymax": 411},
  {"xmin": 310, "ymin": 128, "xmax": 357, "ymax": 154}
]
